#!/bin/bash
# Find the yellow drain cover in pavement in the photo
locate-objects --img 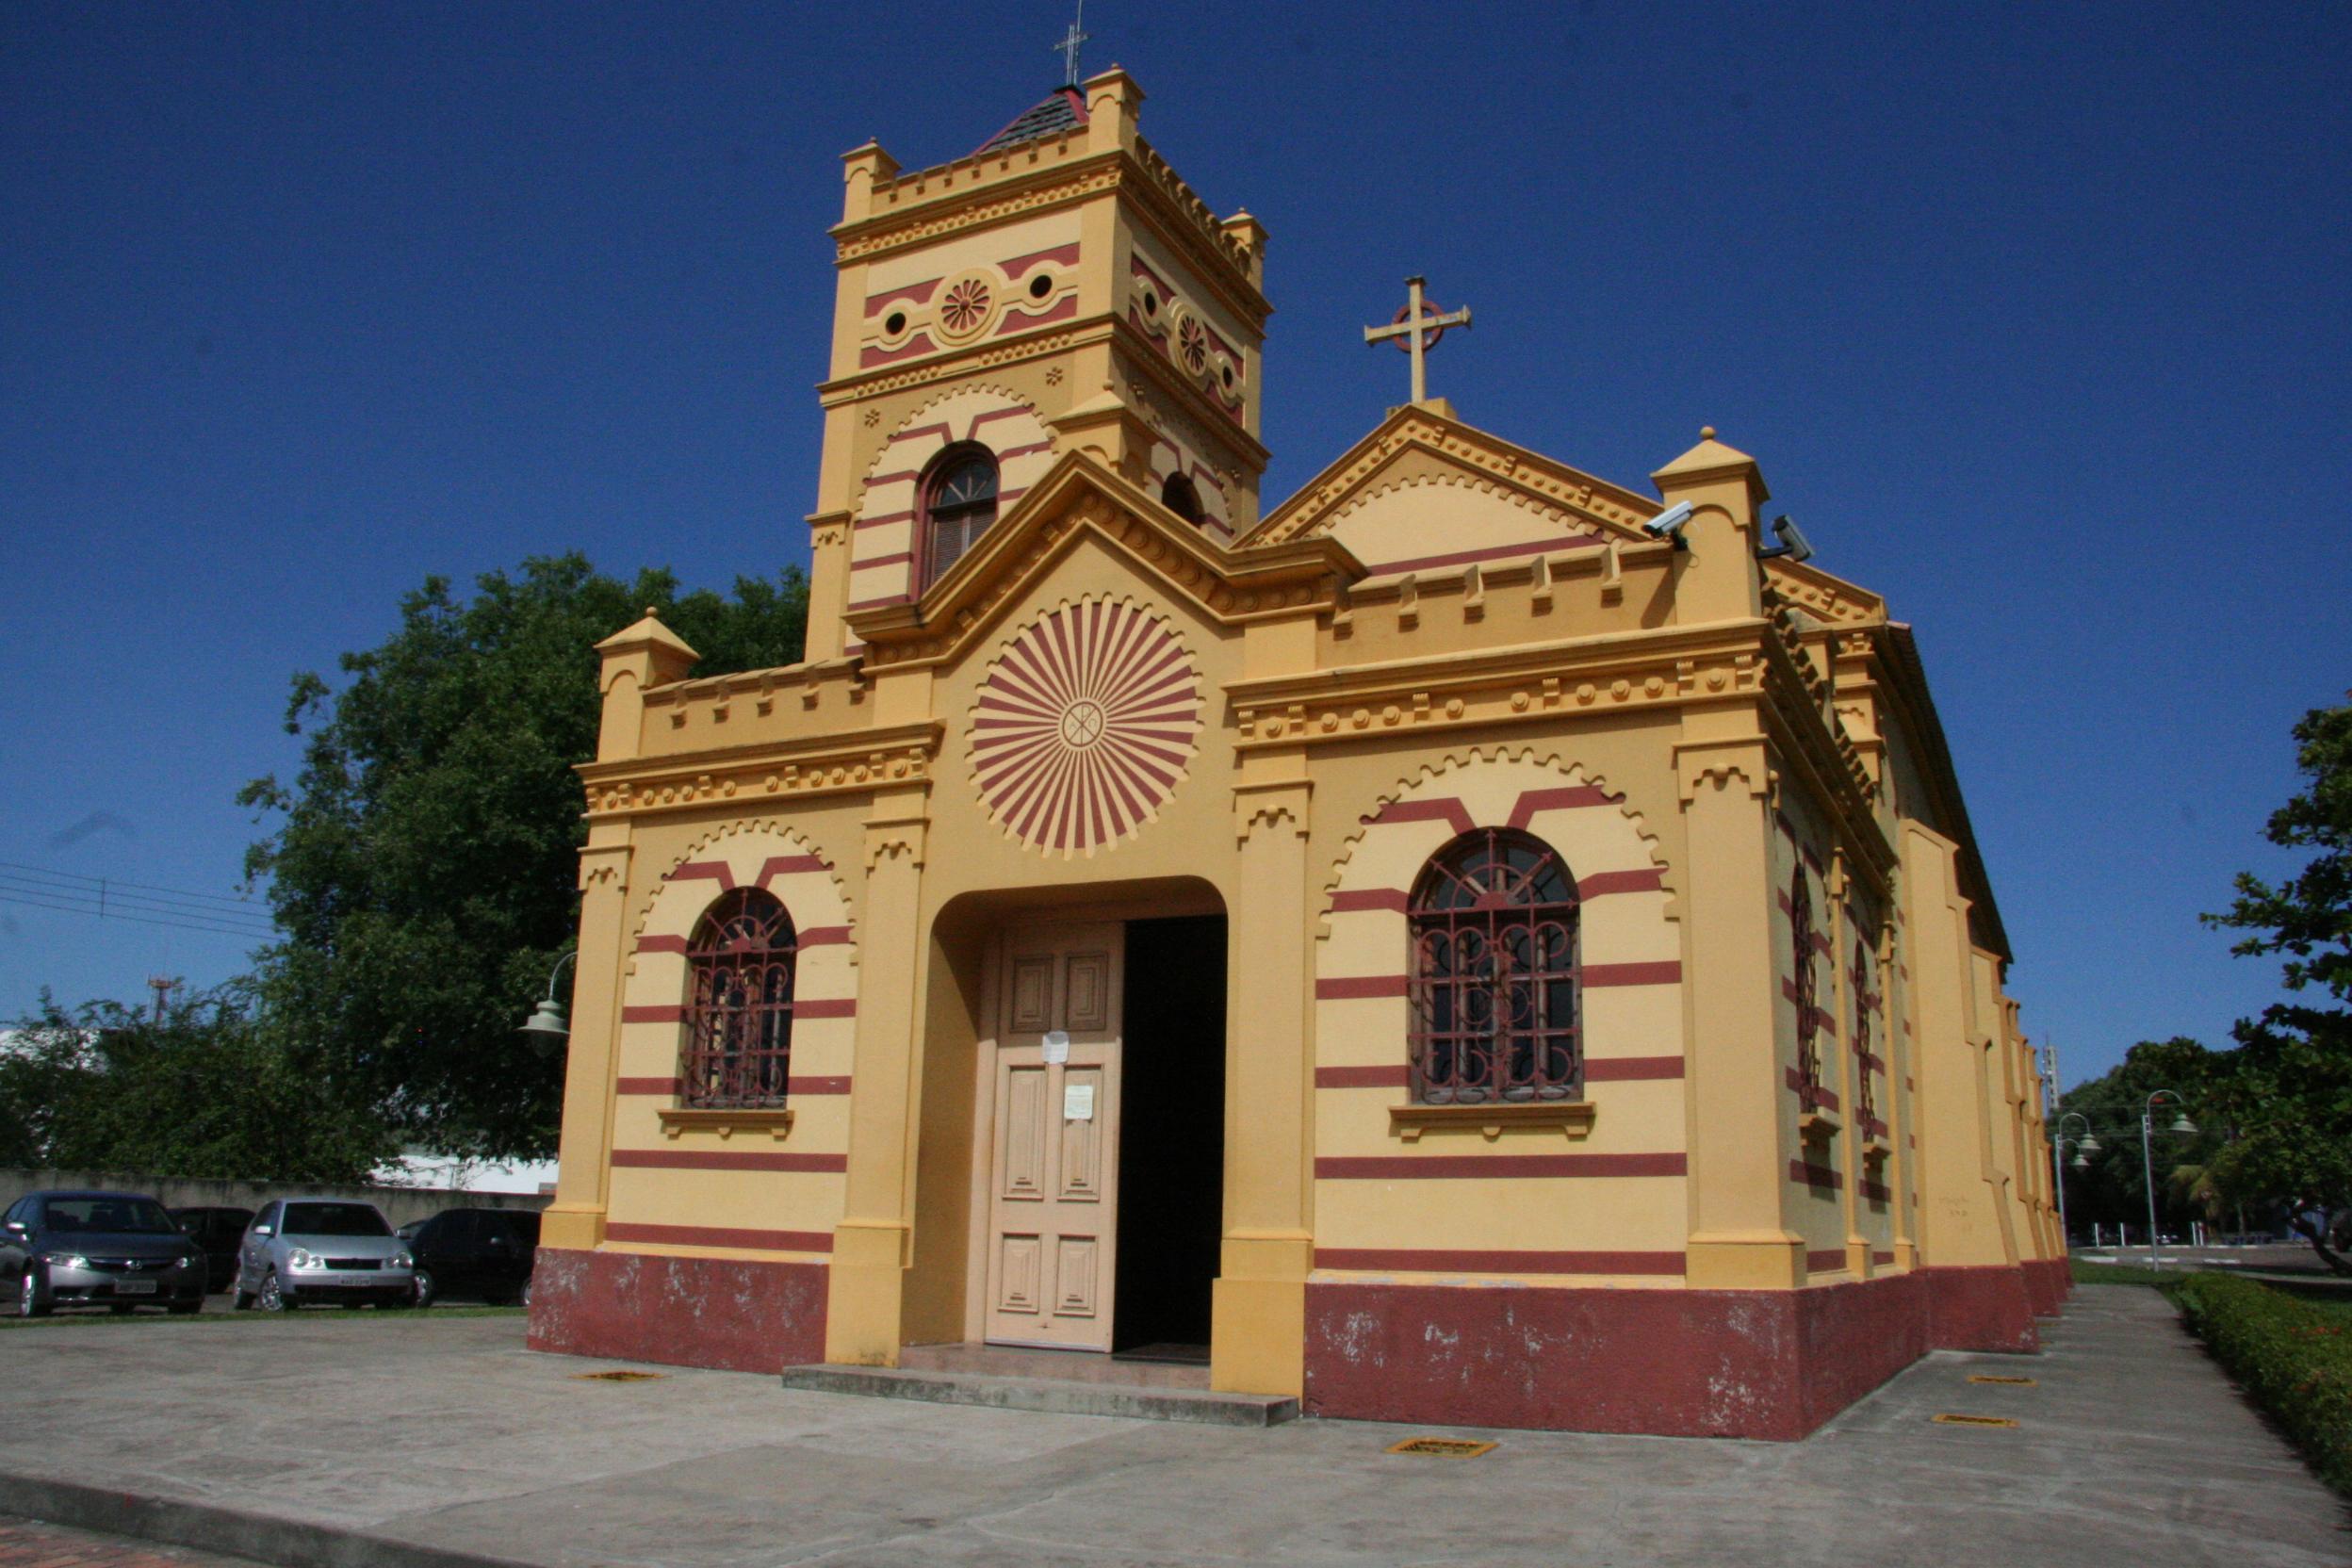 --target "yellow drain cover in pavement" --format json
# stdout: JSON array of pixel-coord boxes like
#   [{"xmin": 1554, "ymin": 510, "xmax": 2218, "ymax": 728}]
[
  {"xmin": 574, "ymin": 1370, "xmax": 666, "ymax": 1382},
  {"xmin": 1934, "ymin": 1413, "xmax": 2018, "ymax": 1428},
  {"xmin": 1967, "ymin": 1374, "xmax": 2038, "ymax": 1386},
  {"xmin": 1386, "ymin": 1437, "xmax": 1498, "ymax": 1457}
]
